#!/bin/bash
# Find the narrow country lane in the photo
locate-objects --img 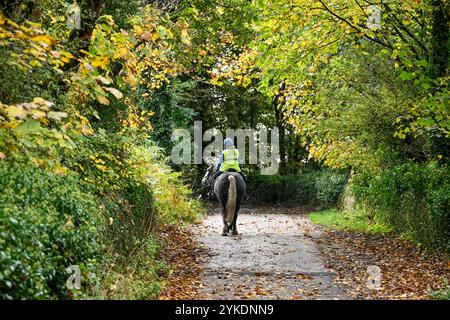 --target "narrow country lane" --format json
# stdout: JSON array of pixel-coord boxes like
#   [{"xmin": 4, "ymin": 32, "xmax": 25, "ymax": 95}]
[{"xmin": 193, "ymin": 207, "xmax": 346, "ymax": 300}]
